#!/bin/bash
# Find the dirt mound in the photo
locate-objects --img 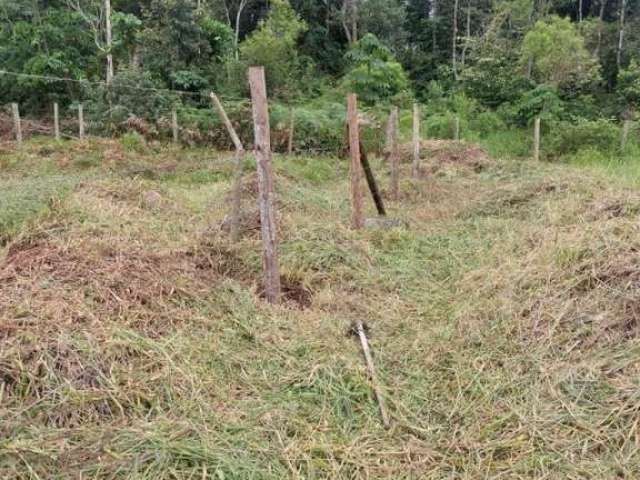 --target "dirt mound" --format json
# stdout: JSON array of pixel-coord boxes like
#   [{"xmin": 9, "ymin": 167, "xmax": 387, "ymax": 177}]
[
  {"xmin": 0, "ymin": 238, "xmax": 217, "ymax": 339},
  {"xmin": 400, "ymin": 139, "xmax": 493, "ymax": 173}
]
